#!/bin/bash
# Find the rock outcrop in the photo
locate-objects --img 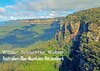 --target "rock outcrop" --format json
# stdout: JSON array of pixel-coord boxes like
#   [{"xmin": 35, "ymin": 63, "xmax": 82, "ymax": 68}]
[
  {"xmin": 19, "ymin": 18, "xmax": 58, "ymax": 24},
  {"xmin": 58, "ymin": 7, "xmax": 100, "ymax": 71}
]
